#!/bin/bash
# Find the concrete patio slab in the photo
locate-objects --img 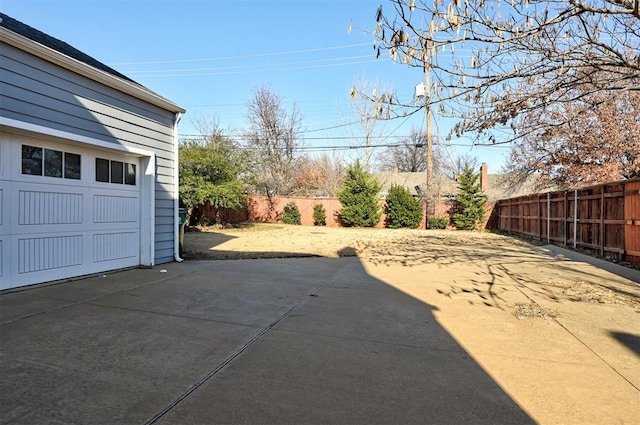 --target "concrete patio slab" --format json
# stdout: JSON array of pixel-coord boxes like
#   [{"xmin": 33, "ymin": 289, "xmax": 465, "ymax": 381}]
[
  {"xmin": 155, "ymin": 328, "xmax": 532, "ymax": 425},
  {"xmin": 1, "ymin": 242, "xmax": 638, "ymax": 425}
]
